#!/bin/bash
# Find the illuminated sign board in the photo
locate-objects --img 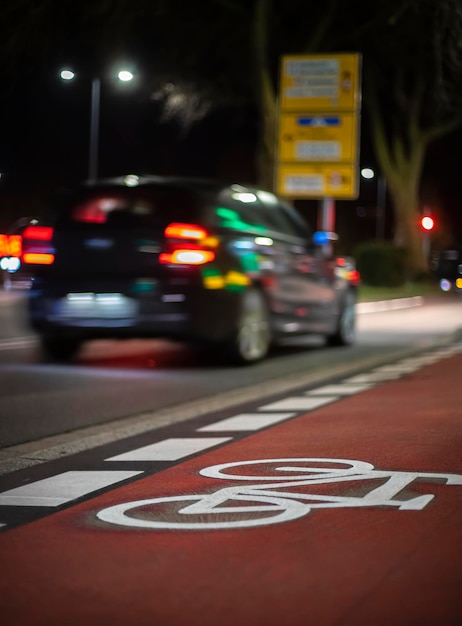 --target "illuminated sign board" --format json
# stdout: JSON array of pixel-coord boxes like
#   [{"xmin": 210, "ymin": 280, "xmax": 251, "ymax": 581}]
[
  {"xmin": 276, "ymin": 53, "xmax": 361, "ymax": 199},
  {"xmin": 277, "ymin": 163, "xmax": 358, "ymax": 199},
  {"xmin": 278, "ymin": 112, "xmax": 358, "ymax": 163},
  {"xmin": 280, "ymin": 54, "xmax": 360, "ymax": 111}
]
